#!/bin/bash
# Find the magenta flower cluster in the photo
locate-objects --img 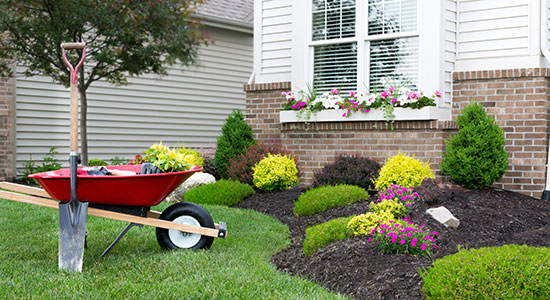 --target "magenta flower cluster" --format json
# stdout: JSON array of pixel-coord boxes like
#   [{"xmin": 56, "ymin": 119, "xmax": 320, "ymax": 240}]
[
  {"xmin": 367, "ymin": 218, "xmax": 438, "ymax": 257},
  {"xmin": 282, "ymin": 91, "xmax": 307, "ymax": 110},
  {"xmin": 337, "ymin": 91, "xmax": 370, "ymax": 117},
  {"xmin": 378, "ymin": 184, "xmax": 420, "ymax": 214}
]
